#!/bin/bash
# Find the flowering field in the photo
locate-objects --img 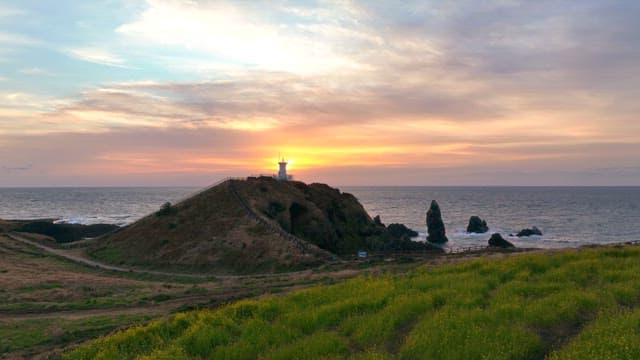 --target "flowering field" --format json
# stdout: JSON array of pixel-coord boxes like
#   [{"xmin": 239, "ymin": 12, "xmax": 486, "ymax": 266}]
[{"xmin": 65, "ymin": 246, "xmax": 640, "ymax": 359}]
